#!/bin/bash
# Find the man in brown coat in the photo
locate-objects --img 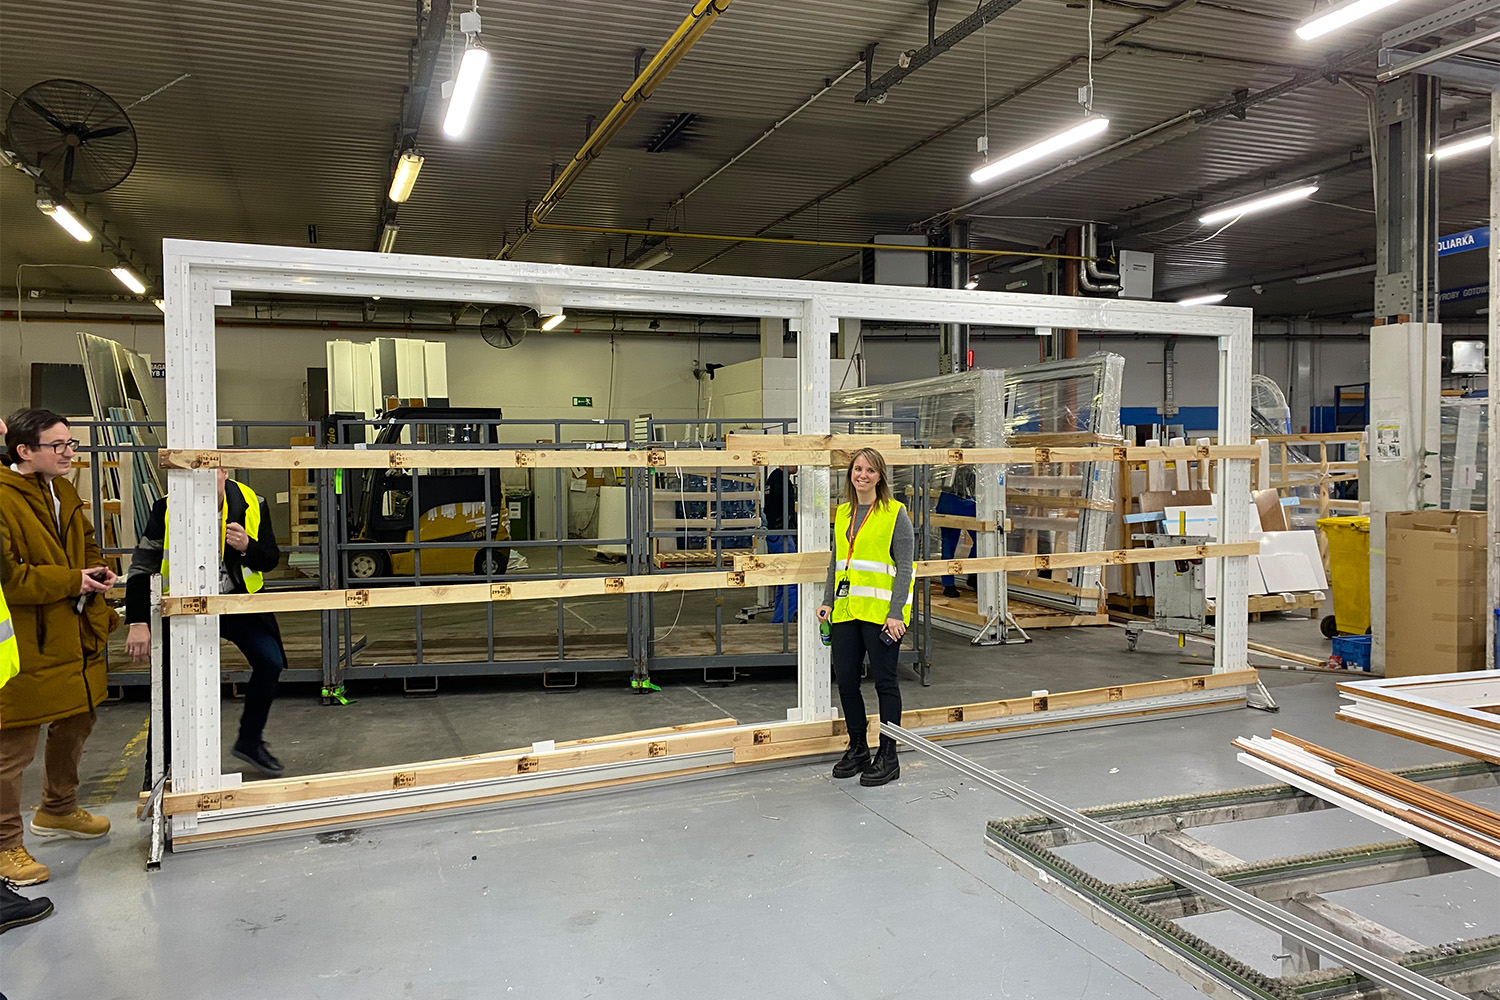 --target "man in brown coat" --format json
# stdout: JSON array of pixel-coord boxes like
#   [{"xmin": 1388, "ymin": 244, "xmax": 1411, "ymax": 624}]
[{"xmin": 0, "ymin": 408, "xmax": 120, "ymax": 886}]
